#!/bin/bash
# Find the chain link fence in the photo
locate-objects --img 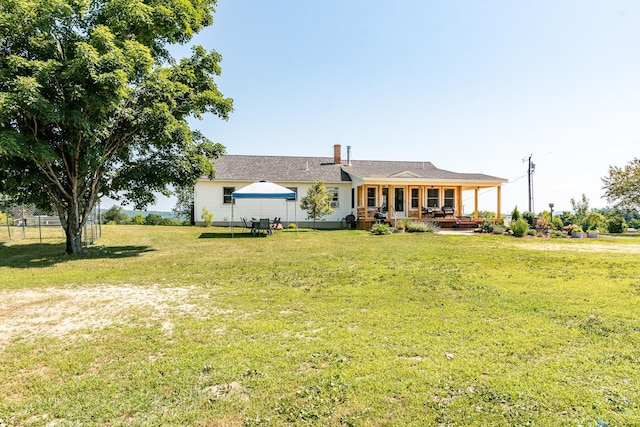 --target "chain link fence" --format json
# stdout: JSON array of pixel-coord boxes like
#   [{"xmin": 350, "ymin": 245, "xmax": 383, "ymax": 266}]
[{"xmin": 0, "ymin": 201, "xmax": 102, "ymax": 247}]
